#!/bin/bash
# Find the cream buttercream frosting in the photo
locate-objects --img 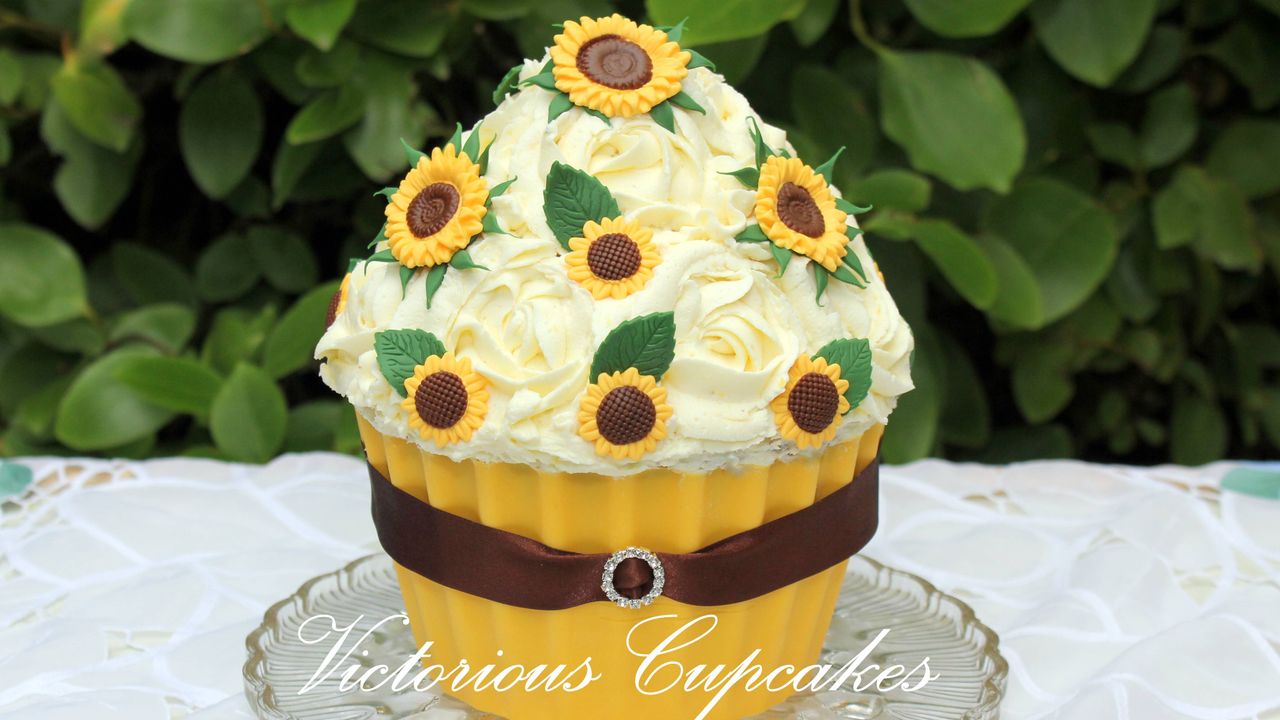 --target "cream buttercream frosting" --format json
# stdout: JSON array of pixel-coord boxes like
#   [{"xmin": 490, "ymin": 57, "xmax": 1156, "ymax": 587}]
[{"xmin": 315, "ymin": 57, "xmax": 914, "ymax": 475}]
